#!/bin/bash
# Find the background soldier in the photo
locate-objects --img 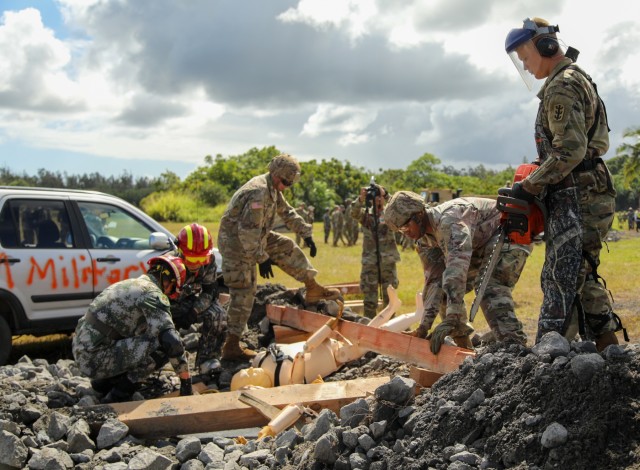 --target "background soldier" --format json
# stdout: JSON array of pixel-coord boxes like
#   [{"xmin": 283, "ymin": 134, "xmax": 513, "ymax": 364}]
[
  {"xmin": 331, "ymin": 205, "xmax": 347, "ymax": 246},
  {"xmin": 72, "ymin": 256, "xmax": 193, "ymax": 403},
  {"xmin": 385, "ymin": 191, "xmax": 530, "ymax": 353},
  {"xmin": 352, "ymin": 184, "xmax": 400, "ymax": 318},
  {"xmin": 323, "ymin": 207, "xmax": 332, "ymax": 244},
  {"xmin": 171, "ymin": 223, "xmax": 227, "ymax": 373},
  {"xmin": 218, "ymin": 154, "xmax": 341, "ymax": 360}
]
